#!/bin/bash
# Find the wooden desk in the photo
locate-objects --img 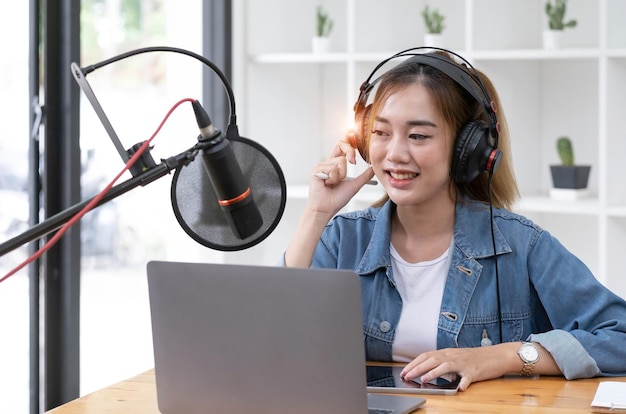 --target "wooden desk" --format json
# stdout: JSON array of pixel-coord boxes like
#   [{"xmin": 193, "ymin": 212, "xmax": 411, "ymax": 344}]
[{"xmin": 47, "ymin": 369, "xmax": 625, "ymax": 413}]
